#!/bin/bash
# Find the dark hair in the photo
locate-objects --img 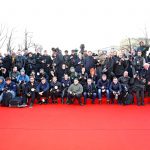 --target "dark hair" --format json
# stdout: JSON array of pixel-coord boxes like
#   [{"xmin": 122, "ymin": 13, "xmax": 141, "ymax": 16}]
[{"xmin": 5, "ymin": 77, "xmax": 11, "ymax": 81}]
